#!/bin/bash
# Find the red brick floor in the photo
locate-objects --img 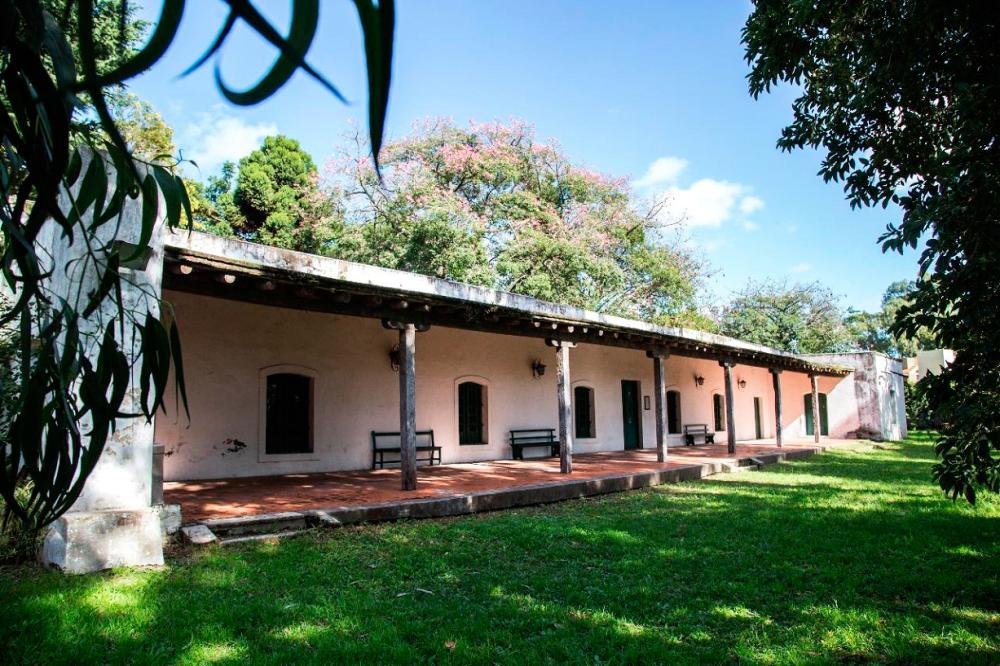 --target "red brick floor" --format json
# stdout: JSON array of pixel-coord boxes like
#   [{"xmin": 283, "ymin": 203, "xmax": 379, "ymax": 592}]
[{"xmin": 165, "ymin": 440, "xmax": 837, "ymax": 522}]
